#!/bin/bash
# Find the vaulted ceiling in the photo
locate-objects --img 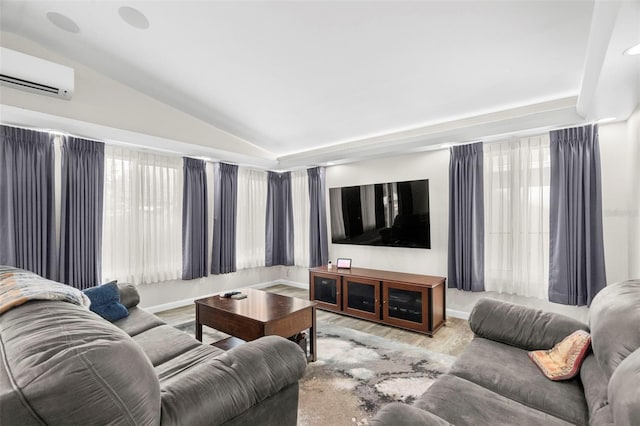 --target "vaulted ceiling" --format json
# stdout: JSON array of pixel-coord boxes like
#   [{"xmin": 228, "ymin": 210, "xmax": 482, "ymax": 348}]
[{"xmin": 1, "ymin": 1, "xmax": 639, "ymax": 168}]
